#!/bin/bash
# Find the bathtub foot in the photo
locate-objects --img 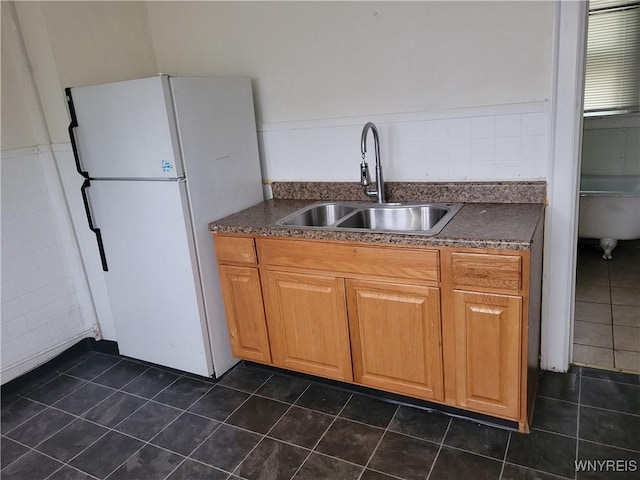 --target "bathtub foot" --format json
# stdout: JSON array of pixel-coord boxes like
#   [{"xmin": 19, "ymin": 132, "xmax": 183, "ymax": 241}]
[{"xmin": 599, "ymin": 238, "xmax": 618, "ymax": 260}]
